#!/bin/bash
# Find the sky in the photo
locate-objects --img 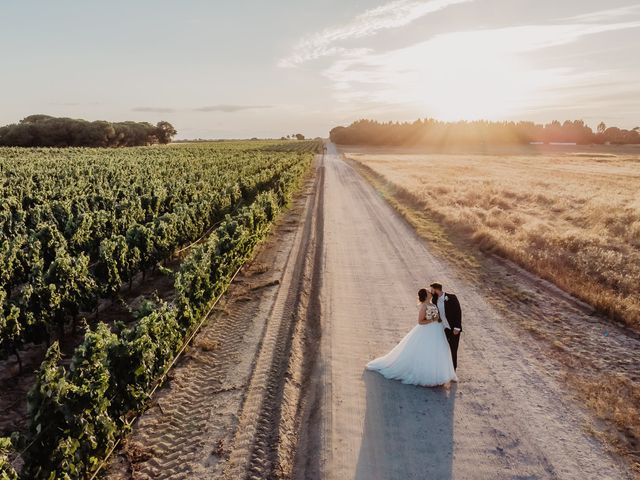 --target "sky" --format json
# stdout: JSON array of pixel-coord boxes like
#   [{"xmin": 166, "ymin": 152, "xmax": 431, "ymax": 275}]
[{"xmin": 1, "ymin": 0, "xmax": 639, "ymax": 139}]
